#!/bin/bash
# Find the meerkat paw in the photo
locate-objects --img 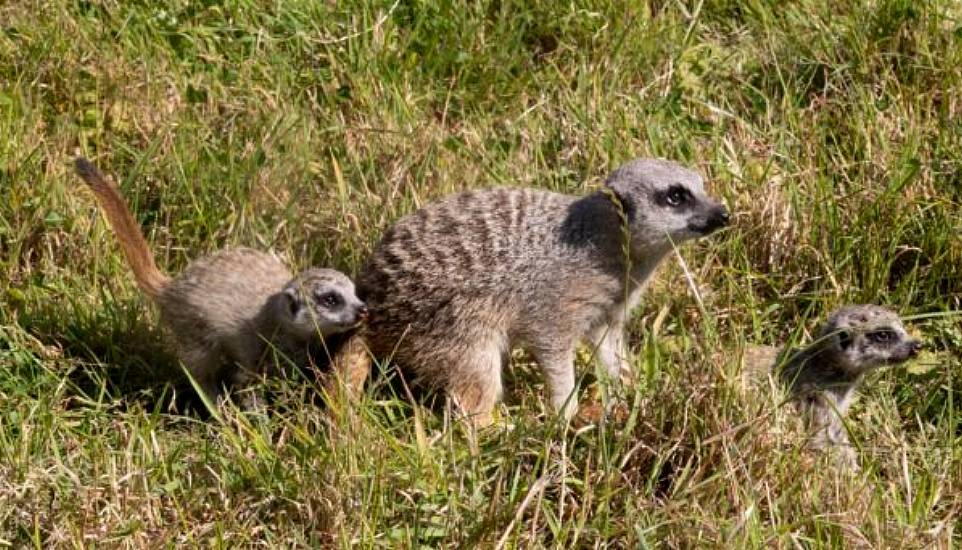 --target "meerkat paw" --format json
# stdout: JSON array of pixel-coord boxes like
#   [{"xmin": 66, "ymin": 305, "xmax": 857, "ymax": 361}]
[
  {"xmin": 833, "ymin": 445, "xmax": 861, "ymax": 472},
  {"xmin": 573, "ymin": 398, "xmax": 629, "ymax": 428},
  {"xmin": 573, "ymin": 401, "xmax": 603, "ymax": 427},
  {"xmin": 236, "ymin": 388, "xmax": 267, "ymax": 414}
]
